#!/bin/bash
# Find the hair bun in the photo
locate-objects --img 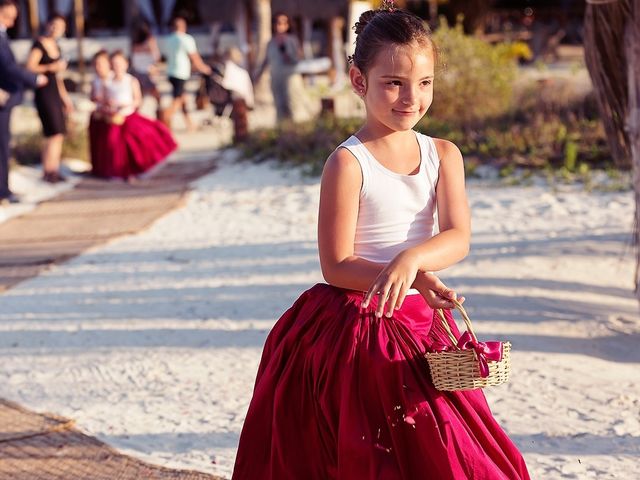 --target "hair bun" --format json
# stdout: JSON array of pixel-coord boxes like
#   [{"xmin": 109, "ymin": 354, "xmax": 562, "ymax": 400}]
[{"xmin": 353, "ymin": 10, "xmax": 380, "ymax": 36}]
